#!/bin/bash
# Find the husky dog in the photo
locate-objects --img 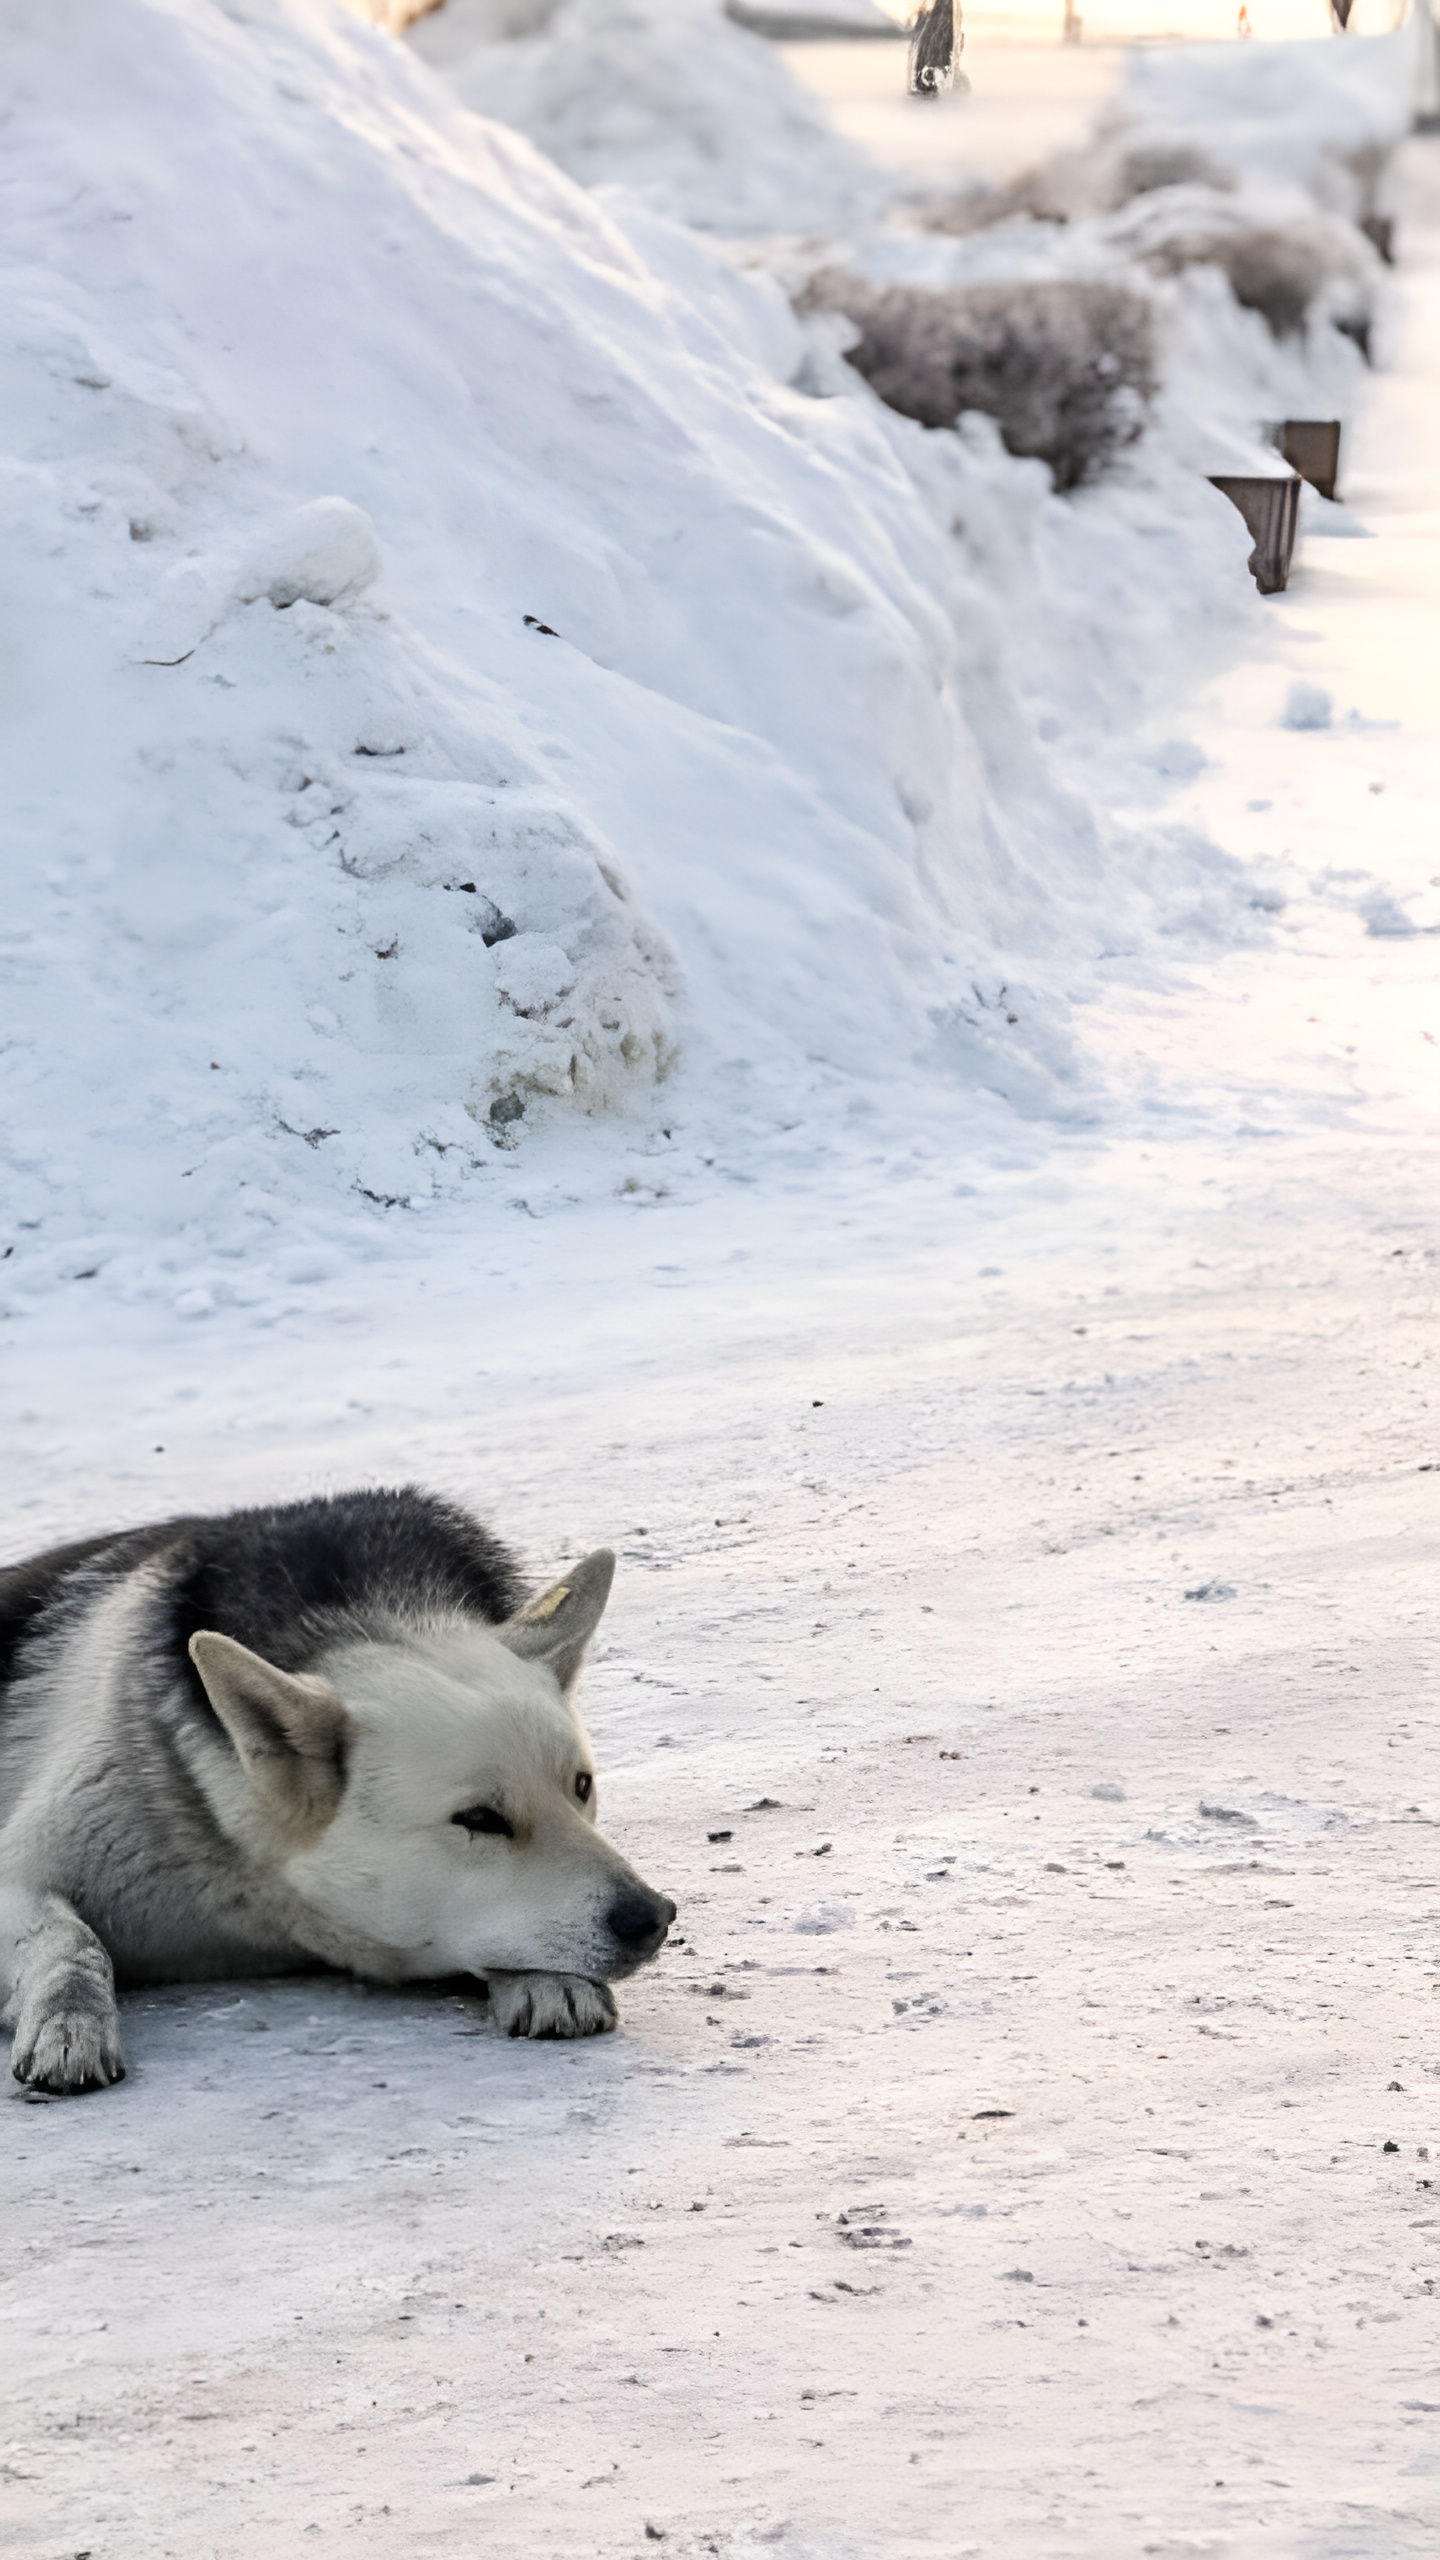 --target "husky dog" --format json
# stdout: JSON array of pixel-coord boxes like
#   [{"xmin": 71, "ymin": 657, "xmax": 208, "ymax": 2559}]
[{"xmin": 0, "ymin": 1488, "xmax": 675, "ymax": 2095}]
